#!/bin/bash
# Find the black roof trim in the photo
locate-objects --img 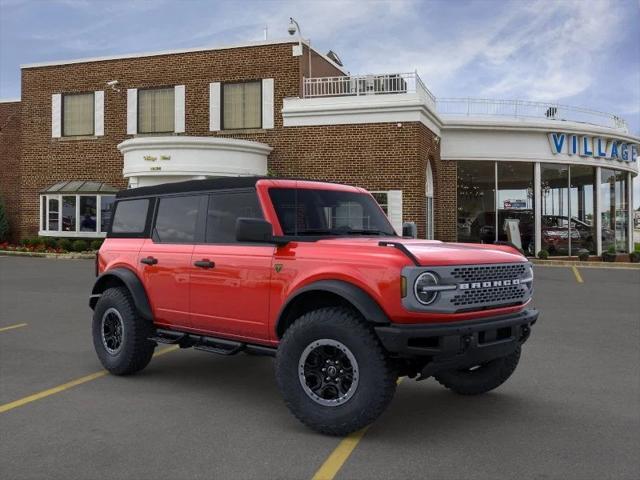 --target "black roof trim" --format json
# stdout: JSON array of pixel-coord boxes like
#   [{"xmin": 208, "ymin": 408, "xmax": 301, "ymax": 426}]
[
  {"xmin": 115, "ymin": 176, "xmax": 348, "ymax": 199},
  {"xmin": 116, "ymin": 177, "xmax": 268, "ymax": 199}
]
